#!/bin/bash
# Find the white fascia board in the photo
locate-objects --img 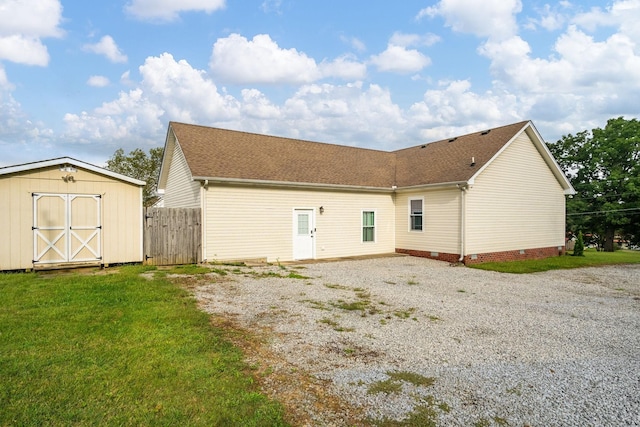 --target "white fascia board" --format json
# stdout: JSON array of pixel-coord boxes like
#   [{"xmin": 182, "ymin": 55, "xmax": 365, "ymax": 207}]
[
  {"xmin": 0, "ymin": 157, "xmax": 146, "ymax": 186},
  {"xmin": 192, "ymin": 176, "xmax": 394, "ymax": 193},
  {"xmin": 393, "ymin": 181, "xmax": 469, "ymax": 192}
]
